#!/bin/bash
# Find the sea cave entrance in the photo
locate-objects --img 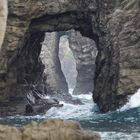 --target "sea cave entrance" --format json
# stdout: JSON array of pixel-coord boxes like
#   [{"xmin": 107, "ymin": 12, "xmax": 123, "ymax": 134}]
[
  {"xmin": 58, "ymin": 30, "xmax": 97, "ymax": 94},
  {"xmin": 39, "ymin": 30, "xmax": 97, "ymax": 96}
]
